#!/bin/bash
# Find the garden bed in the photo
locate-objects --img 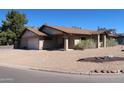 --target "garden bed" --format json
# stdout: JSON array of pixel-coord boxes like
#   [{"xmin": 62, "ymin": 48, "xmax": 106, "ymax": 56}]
[{"xmin": 77, "ymin": 56, "xmax": 124, "ymax": 63}]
